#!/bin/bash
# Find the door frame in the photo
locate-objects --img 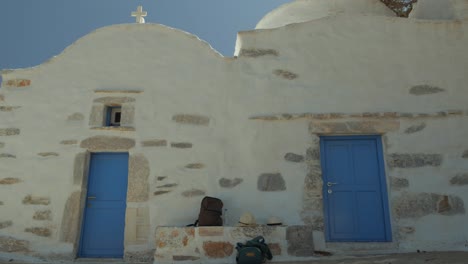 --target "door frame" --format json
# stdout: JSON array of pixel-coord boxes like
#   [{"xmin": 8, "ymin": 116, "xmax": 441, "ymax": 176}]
[
  {"xmin": 320, "ymin": 135, "xmax": 392, "ymax": 242},
  {"xmin": 77, "ymin": 152, "xmax": 129, "ymax": 258}
]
